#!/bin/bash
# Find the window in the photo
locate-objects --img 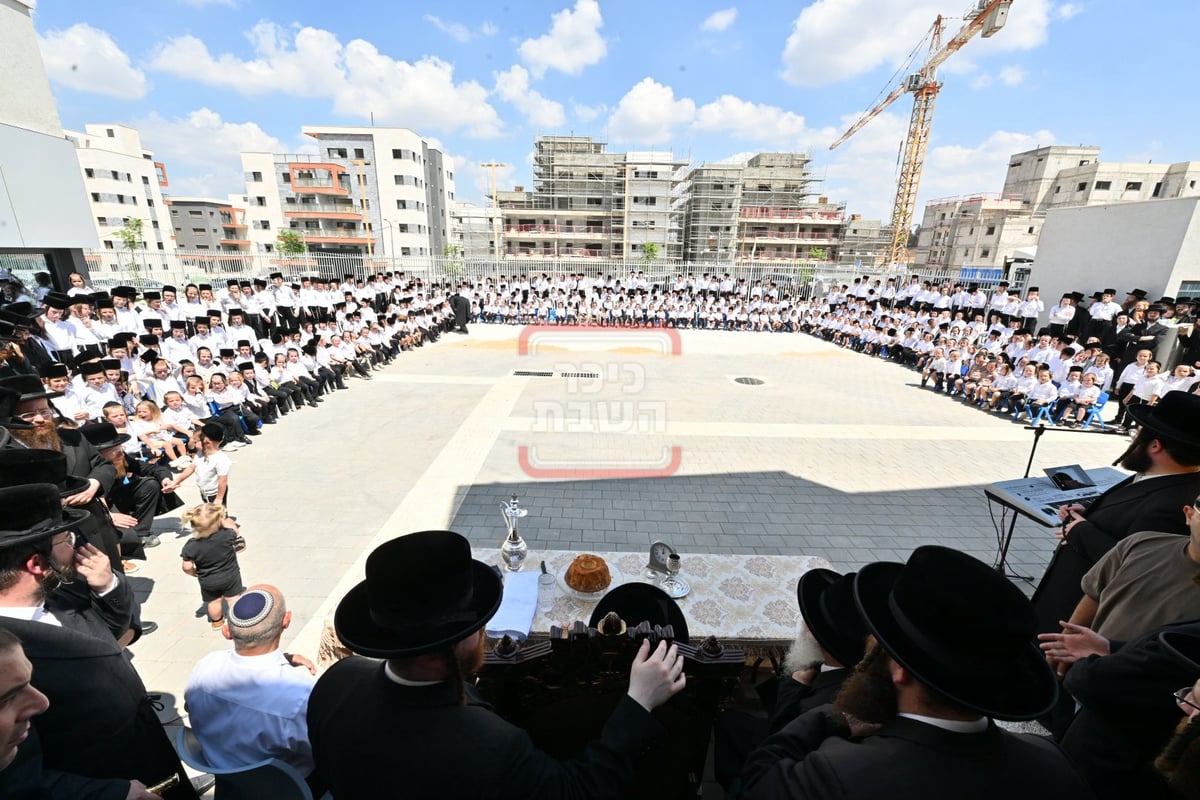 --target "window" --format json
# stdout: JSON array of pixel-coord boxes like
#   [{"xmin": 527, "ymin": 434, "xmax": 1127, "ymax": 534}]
[
  {"xmin": 106, "ymin": 128, "xmax": 114, "ymax": 137},
  {"xmin": 1095, "ymin": 180, "xmax": 1112, "ymax": 190},
  {"xmin": 1153, "ymin": 181, "xmax": 1163, "ymax": 198},
  {"xmin": 85, "ymin": 168, "xmax": 94, "ymax": 178},
  {"xmin": 396, "ymin": 200, "xmax": 407, "ymax": 209},
  {"xmin": 103, "ymin": 241, "xmax": 114, "ymax": 250},
  {"xmin": 251, "ymin": 171, "xmax": 262, "ymax": 182},
  {"xmin": 116, "ymin": 194, "xmax": 125, "ymax": 204},
  {"xmin": 157, "ymin": 243, "xmax": 164, "ymax": 250},
  {"xmin": 282, "ymin": 172, "xmax": 290, "ymax": 181},
  {"xmin": 981, "ymin": 248, "xmax": 990, "ymax": 258},
  {"xmin": 151, "ymin": 220, "xmax": 158, "ymax": 229},
  {"xmin": 125, "ymin": 173, "xmax": 131, "ymax": 182},
  {"xmin": 196, "ymin": 244, "xmax": 209, "ymax": 250},
  {"xmin": 354, "ymin": 148, "xmax": 364, "ymax": 158},
  {"xmin": 285, "ymin": 197, "xmax": 296, "ymax": 205},
  {"xmin": 1079, "ymin": 160, "xmax": 1090, "ymax": 166},
  {"xmin": 392, "ymin": 149, "xmax": 404, "ymax": 159},
  {"xmin": 394, "ymin": 175, "xmax": 407, "ymax": 185},
  {"xmin": 189, "ymin": 210, "xmax": 202, "ymax": 216},
  {"xmin": 260, "ymin": 220, "xmax": 271, "ymax": 230},
  {"xmin": 985, "ymin": 225, "xmax": 996, "ymax": 236},
  {"xmin": 96, "ymin": 216, "xmax": 106, "ymax": 226},
  {"xmin": 255, "ymin": 197, "xmax": 267, "ymax": 206},
  {"xmin": 587, "ymin": 172, "xmax": 603, "ymax": 181},
  {"xmin": 328, "ymin": 148, "xmax": 348, "ymax": 158},
  {"xmin": 1054, "ymin": 186, "xmax": 1061, "ymax": 194},
  {"xmin": 1076, "ymin": 182, "xmax": 1088, "ymax": 191},
  {"xmin": 142, "ymin": 176, "xmax": 150, "ymax": 185},
  {"xmin": 1027, "ymin": 226, "xmax": 1035, "ymax": 234},
  {"xmin": 110, "ymin": 170, "xmax": 119, "ymax": 180},
  {"xmin": 1126, "ymin": 181, "xmax": 1143, "ymax": 191},
  {"xmin": 90, "ymin": 192, "xmax": 100, "ymax": 202},
  {"xmin": 587, "ymin": 197, "xmax": 602, "ymax": 206},
  {"xmin": 1010, "ymin": 161, "xmax": 1023, "ymax": 168},
  {"xmin": 192, "ymin": 228, "xmax": 206, "ymax": 233}
]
